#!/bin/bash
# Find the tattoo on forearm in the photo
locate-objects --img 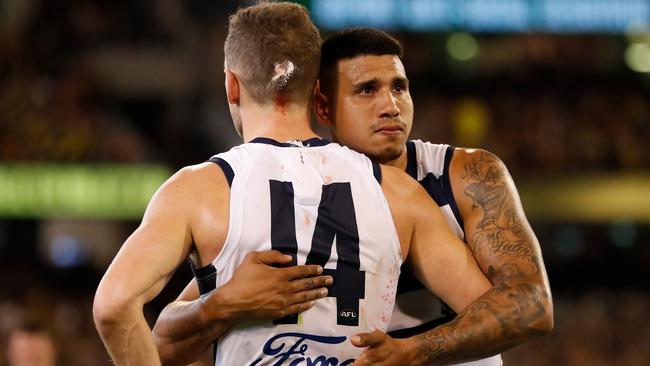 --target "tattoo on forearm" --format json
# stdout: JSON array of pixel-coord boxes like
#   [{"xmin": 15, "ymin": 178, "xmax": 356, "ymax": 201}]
[
  {"xmin": 419, "ymin": 152, "xmax": 552, "ymax": 364},
  {"xmin": 420, "ymin": 282, "xmax": 550, "ymax": 364},
  {"xmin": 419, "ymin": 329, "xmax": 450, "ymax": 360}
]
